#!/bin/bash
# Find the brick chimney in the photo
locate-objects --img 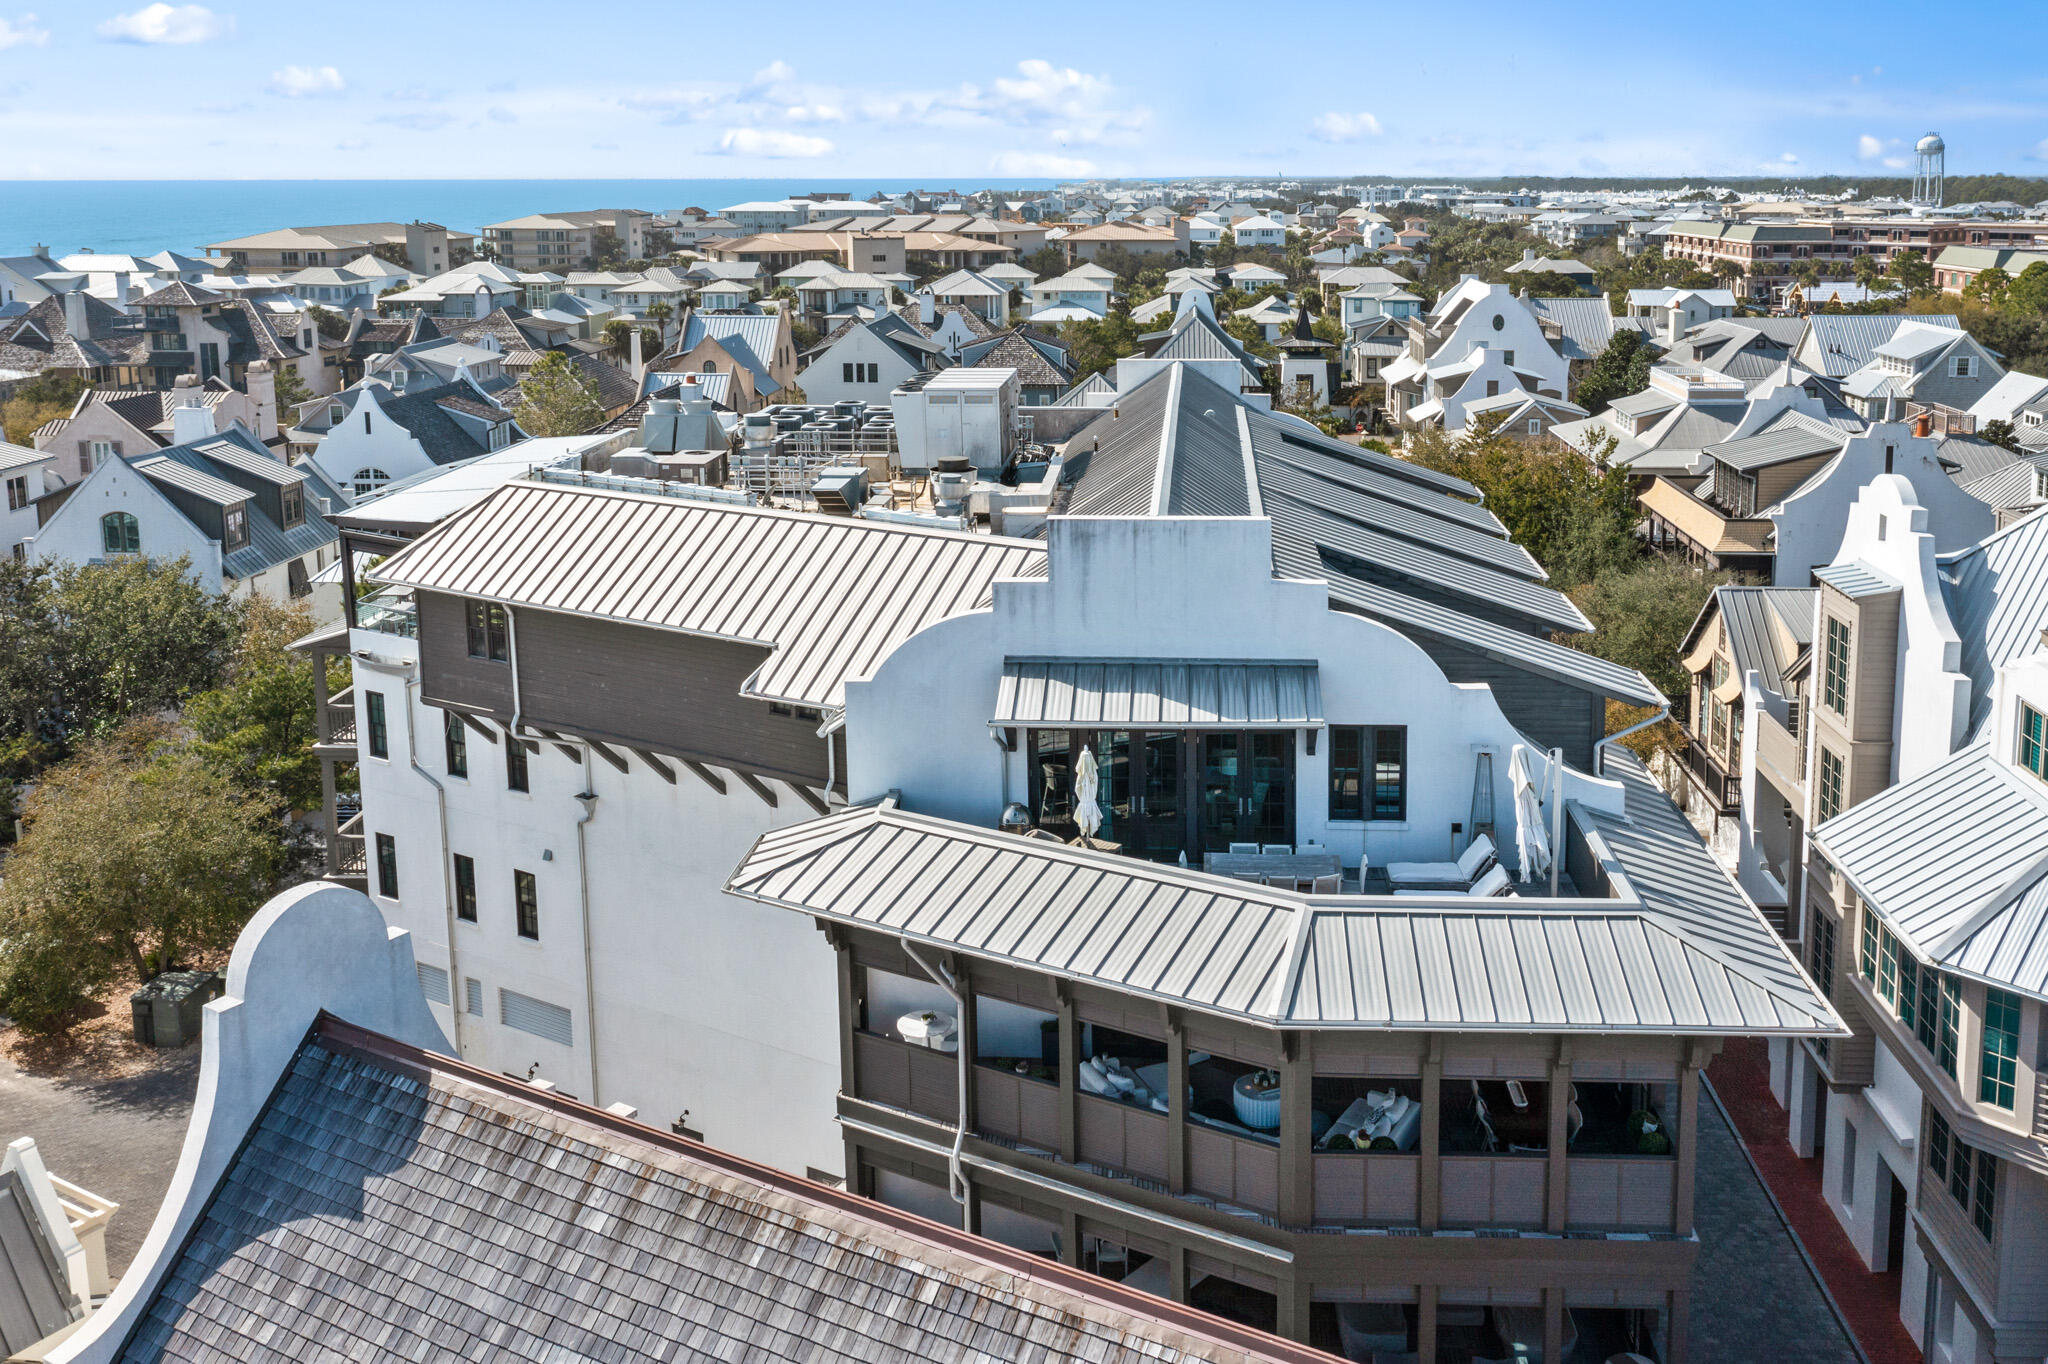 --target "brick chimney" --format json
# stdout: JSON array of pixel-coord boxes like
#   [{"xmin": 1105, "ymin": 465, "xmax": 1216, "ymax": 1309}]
[{"xmin": 1913, "ymin": 409, "xmax": 1932, "ymax": 439}]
